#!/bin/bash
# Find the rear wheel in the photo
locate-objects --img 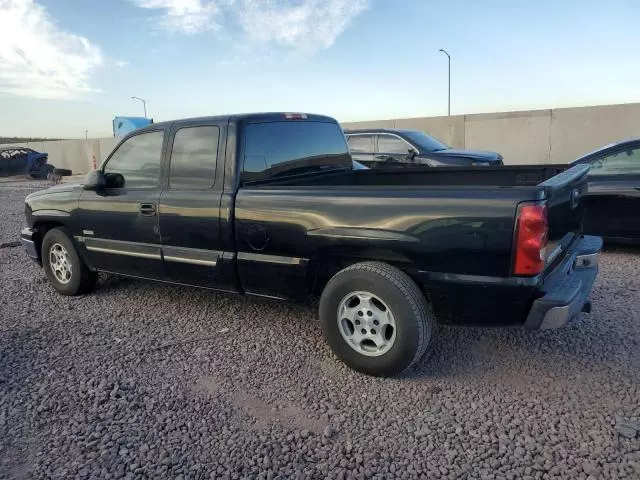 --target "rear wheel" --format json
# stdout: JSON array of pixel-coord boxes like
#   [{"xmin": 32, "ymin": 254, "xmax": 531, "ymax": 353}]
[
  {"xmin": 319, "ymin": 261, "xmax": 435, "ymax": 376},
  {"xmin": 42, "ymin": 227, "xmax": 97, "ymax": 295}
]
